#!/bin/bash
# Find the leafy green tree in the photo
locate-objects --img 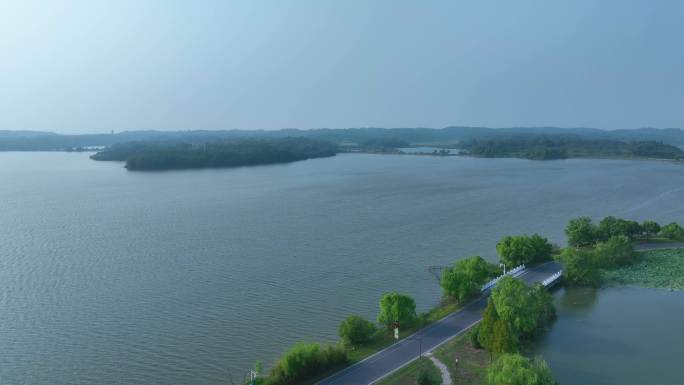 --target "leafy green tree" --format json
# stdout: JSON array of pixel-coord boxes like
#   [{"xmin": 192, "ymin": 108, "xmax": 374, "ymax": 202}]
[
  {"xmin": 490, "ymin": 276, "xmax": 538, "ymax": 337},
  {"xmin": 597, "ymin": 216, "xmax": 625, "ymax": 240},
  {"xmin": 497, "ymin": 236, "xmax": 534, "ymax": 267},
  {"xmin": 338, "ymin": 315, "xmax": 376, "ymax": 346},
  {"xmin": 593, "ymin": 235, "xmax": 635, "ymax": 268},
  {"xmin": 377, "ymin": 292, "xmax": 417, "ymax": 329},
  {"xmin": 642, "ymin": 220, "xmax": 661, "ymax": 238},
  {"xmin": 490, "ymin": 318, "xmax": 519, "ymax": 354},
  {"xmin": 477, "ymin": 300, "xmax": 497, "ymax": 350},
  {"xmin": 565, "ymin": 216, "xmax": 598, "ymax": 247},
  {"xmin": 660, "ymin": 222, "xmax": 684, "ymax": 240},
  {"xmin": 440, "ymin": 265, "xmax": 472, "ymax": 303},
  {"xmin": 440, "ymin": 256, "xmax": 497, "ymax": 302},
  {"xmin": 528, "ymin": 234, "xmax": 555, "ymax": 263},
  {"xmin": 624, "ymin": 220, "xmax": 643, "ymax": 239},
  {"xmin": 557, "ymin": 247, "xmax": 602, "ymax": 287},
  {"xmin": 528, "ymin": 283, "xmax": 556, "ymax": 327},
  {"xmin": 478, "ymin": 299, "xmax": 519, "ymax": 354},
  {"xmin": 497, "ymin": 234, "xmax": 553, "ymax": 266},
  {"xmin": 486, "ymin": 354, "xmax": 556, "ymax": 385},
  {"xmin": 479, "ymin": 277, "xmax": 556, "ymax": 353},
  {"xmin": 597, "ymin": 216, "xmax": 642, "ymax": 241}
]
